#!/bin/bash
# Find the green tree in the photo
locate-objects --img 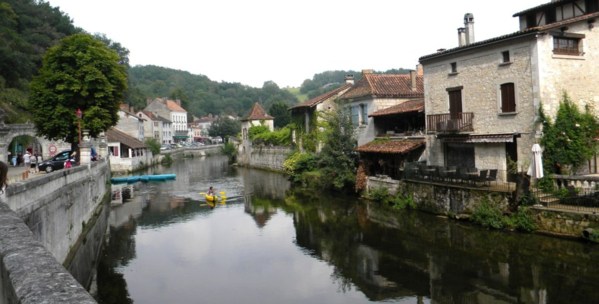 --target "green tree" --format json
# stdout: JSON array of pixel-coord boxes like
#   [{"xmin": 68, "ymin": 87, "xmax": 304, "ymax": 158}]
[
  {"xmin": 29, "ymin": 33, "xmax": 127, "ymax": 151},
  {"xmin": 318, "ymin": 109, "xmax": 358, "ymax": 191},
  {"xmin": 269, "ymin": 101, "xmax": 291, "ymax": 128},
  {"xmin": 540, "ymin": 92, "xmax": 599, "ymax": 171},
  {"xmin": 208, "ymin": 116, "xmax": 240, "ymax": 139}
]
